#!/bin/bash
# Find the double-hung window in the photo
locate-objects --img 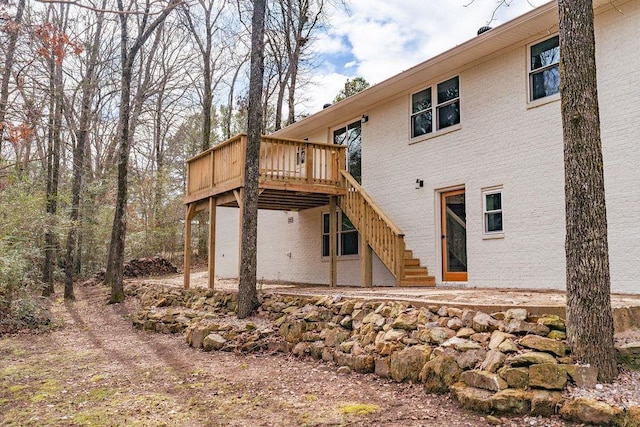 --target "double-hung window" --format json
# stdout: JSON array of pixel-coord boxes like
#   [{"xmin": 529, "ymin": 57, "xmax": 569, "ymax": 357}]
[
  {"xmin": 411, "ymin": 76, "xmax": 460, "ymax": 138},
  {"xmin": 529, "ymin": 36, "xmax": 560, "ymax": 101},
  {"xmin": 322, "ymin": 212, "xmax": 358, "ymax": 257},
  {"xmin": 483, "ymin": 188, "xmax": 503, "ymax": 234}
]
